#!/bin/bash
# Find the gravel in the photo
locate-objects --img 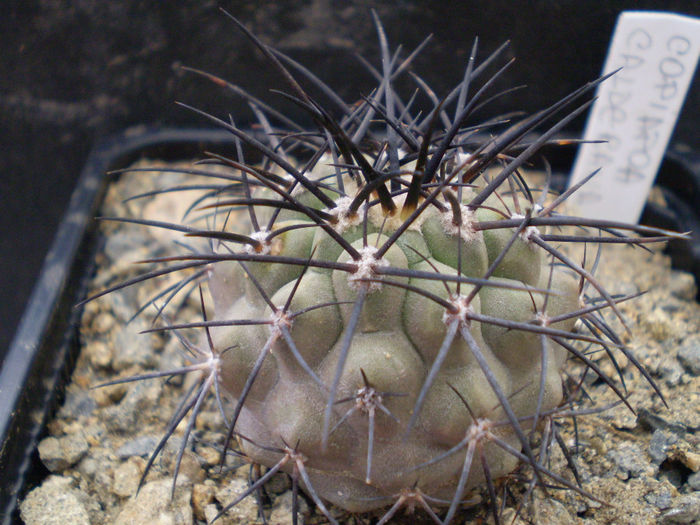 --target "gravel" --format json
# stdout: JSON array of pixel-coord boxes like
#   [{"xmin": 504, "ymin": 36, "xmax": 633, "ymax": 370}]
[
  {"xmin": 113, "ymin": 478, "xmax": 194, "ymax": 525},
  {"xmin": 678, "ymin": 337, "xmax": 700, "ymax": 375},
  {"xmin": 19, "ymin": 160, "xmax": 700, "ymax": 524},
  {"xmin": 37, "ymin": 433, "xmax": 89, "ymax": 473},
  {"xmin": 20, "ymin": 476, "xmax": 92, "ymax": 525}
]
